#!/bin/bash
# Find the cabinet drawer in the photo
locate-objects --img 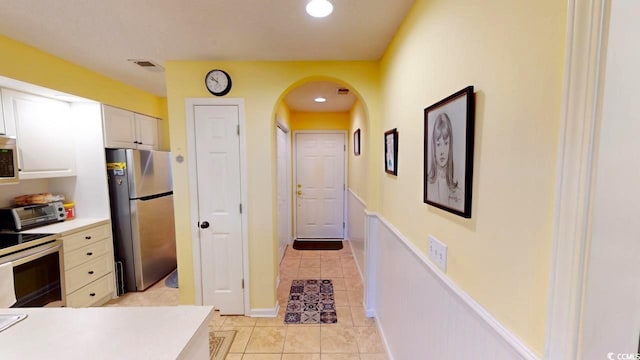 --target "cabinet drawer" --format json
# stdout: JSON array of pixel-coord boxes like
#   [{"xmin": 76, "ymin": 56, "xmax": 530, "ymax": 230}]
[
  {"xmin": 62, "ymin": 224, "xmax": 111, "ymax": 252},
  {"xmin": 64, "ymin": 238, "xmax": 112, "ymax": 270},
  {"xmin": 66, "ymin": 274, "xmax": 114, "ymax": 308},
  {"xmin": 65, "ymin": 254, "xmax": 113, "ymax": 294}
]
